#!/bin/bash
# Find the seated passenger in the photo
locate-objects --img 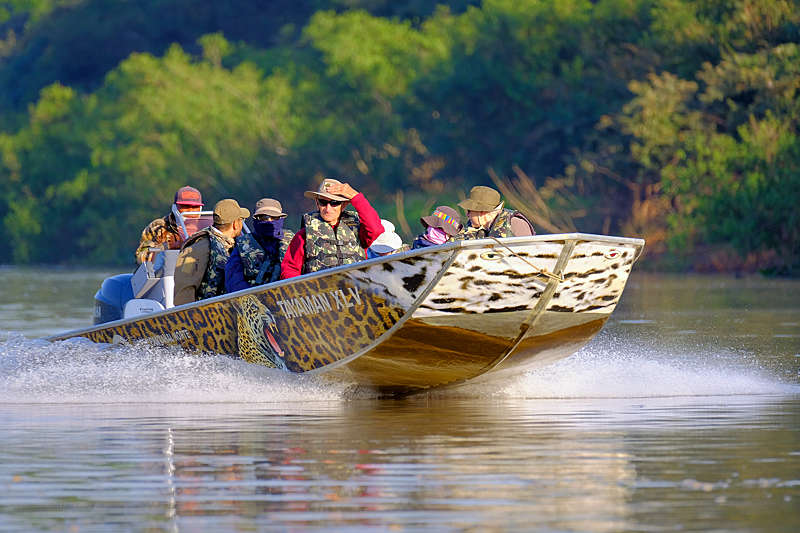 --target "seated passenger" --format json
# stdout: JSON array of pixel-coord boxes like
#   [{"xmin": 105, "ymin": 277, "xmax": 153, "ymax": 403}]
[
  {"xmin": 135, "ymin": 185, "xmax": 204, "ymax": 264},
  {"xmin": 412, "ymin": 206, "xmax": 462, "ymax": 249},
  {"xmin": 280, "ymin": 178, "xmax": 384, "ymax": 279},
  {"xmin": 457, "ymin": 186, "xmax": 535, "ymax": 239},
  {"xmin": 225, "ymin": 198, "xmax": 295, "ymax": 293},
  {"xmin": 173, "ymin": 199, "xmax": 249, "ymax": 305},
  {"xmin": 367, "ymin": 219, "xmax": 404, "ymax": 258}
]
